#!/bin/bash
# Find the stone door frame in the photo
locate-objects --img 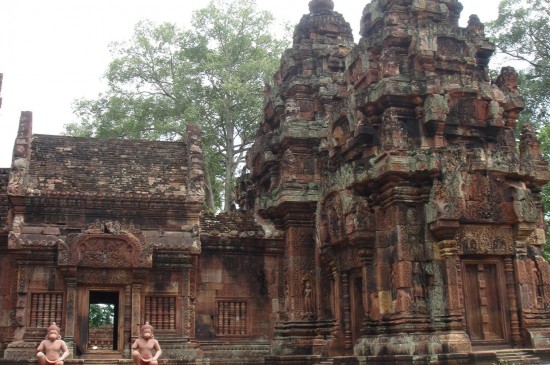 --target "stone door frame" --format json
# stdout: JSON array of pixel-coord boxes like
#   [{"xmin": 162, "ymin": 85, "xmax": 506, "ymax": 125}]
[
  {"xmin": 75, "ymin": 285, "xmax": 126, "ymax": 356},
  {"xmin": 462, "ymin": 257, "xmax": 511, "ymax": 347}
]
